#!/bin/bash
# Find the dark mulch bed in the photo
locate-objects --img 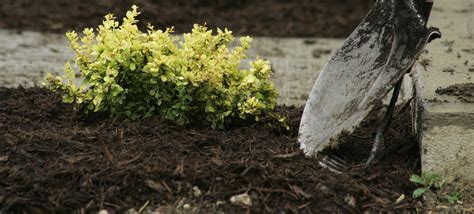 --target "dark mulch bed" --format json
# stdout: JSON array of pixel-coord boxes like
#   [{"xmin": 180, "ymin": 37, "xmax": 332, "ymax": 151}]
[
  {"xmin": 0, "ymin": 87, "xmax": 422, "ymax": 212},
  {"xmin": 0, "ymin": 0, "xmax": 373, "ymax": 37}
]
